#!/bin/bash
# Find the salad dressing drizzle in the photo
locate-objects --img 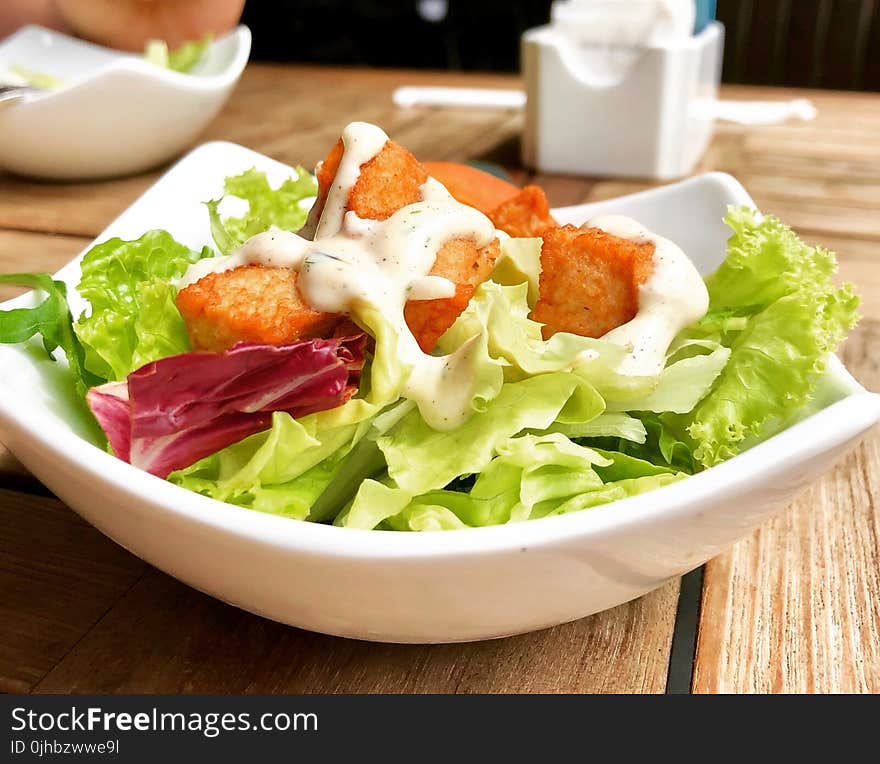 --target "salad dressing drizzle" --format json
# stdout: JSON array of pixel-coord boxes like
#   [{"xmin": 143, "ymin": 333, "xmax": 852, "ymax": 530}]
[
  {"xmin": 181, "ymin": 122, "xmax": 498, "ymax": 430},
  {"xmin": 181, "ymin": 125, "xmax": 709, "ymax": 429},
  {"xmin": 590, "ymin": 214, "xmax": 709, "ymax": 375}
]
